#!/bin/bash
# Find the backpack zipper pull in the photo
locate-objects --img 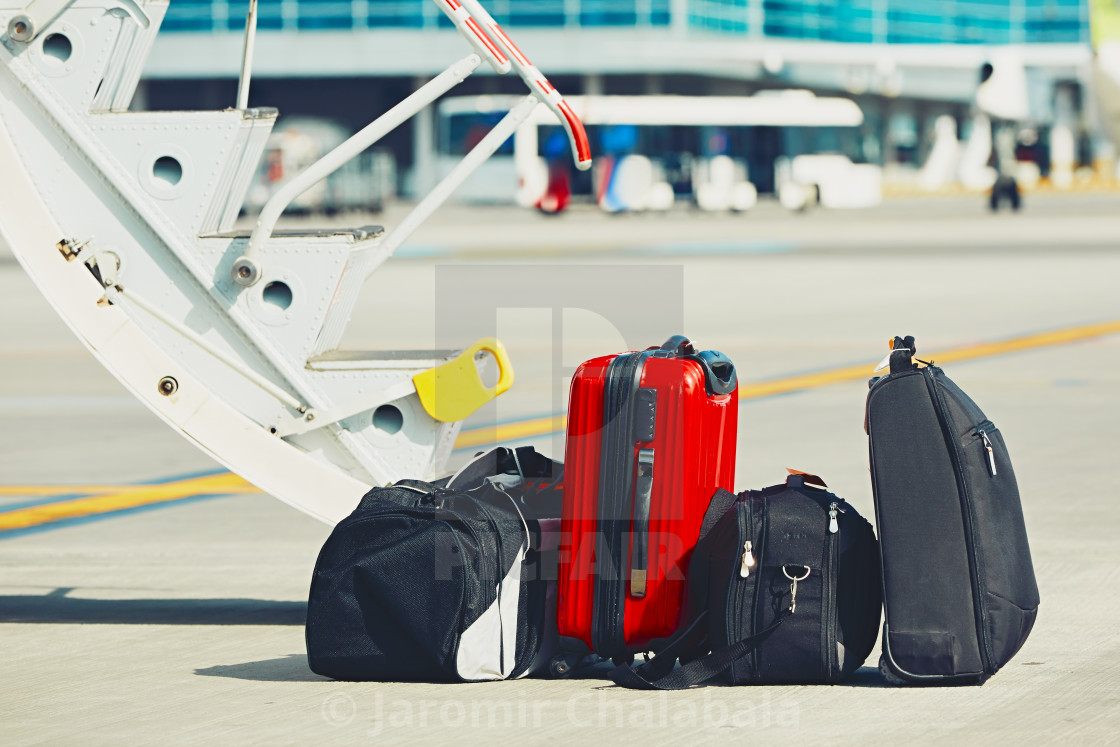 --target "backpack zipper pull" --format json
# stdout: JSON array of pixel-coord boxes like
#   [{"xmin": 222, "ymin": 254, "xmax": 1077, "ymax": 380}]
[
  {"xmin": 740, "ymin": 541, "xmax": 755, "ymax": 578},
  {"xmin": 980, "ymin": 430, "xmax": 998, "ymax": 476},
  {"xmin": 828, "ymin": 502, "xmax": 844, "ymax": 534}
]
